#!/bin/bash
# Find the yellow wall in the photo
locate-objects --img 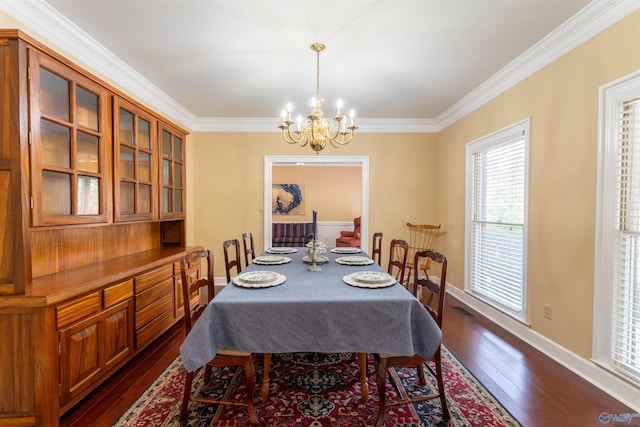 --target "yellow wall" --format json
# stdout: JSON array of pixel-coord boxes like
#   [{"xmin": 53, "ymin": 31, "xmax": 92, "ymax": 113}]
[
  {"xmin": 272, "ymin": 165, "xmax": 361, "ymax": 222},
  {"xmin": 187, "ymin": 132, "xmax": 438, "ymax": 278},
  {"xmin": 436, "ymin": 11, "xmax": 640, "ymax": 358}
]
